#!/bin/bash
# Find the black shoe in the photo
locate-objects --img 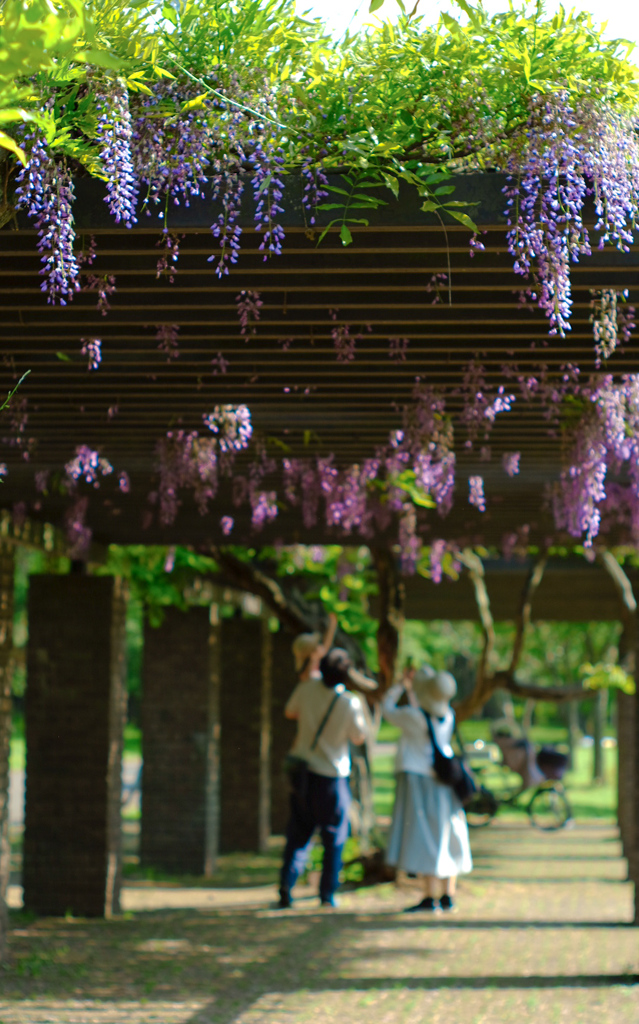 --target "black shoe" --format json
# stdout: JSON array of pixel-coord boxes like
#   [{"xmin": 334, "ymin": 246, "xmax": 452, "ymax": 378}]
[
  {"xmin": 404, "ymin": 896, "xmax": 438, "ymax": 913},
  {"xmin": 277, "ymin": 891, "xmax": 292, "ymax": 909},
  {"xmin": 439, "ymin": 894, "xmax": 455, "ymax": 912},
  {"xmin": 320, "ymin": 896, "xmax": 339, "ymax": 908}
]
